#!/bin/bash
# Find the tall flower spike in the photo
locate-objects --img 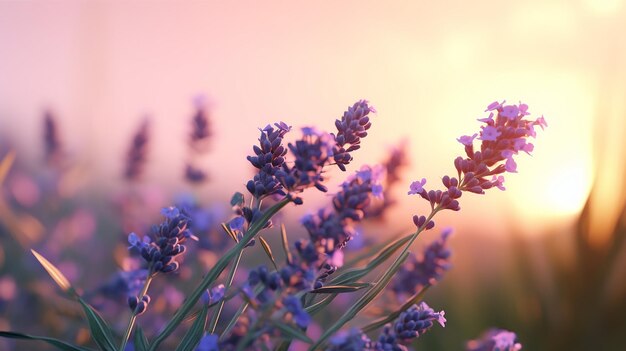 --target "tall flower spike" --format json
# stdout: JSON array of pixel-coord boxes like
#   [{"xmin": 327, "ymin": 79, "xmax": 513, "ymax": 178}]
[
  {"xmin": 392, "ymin": 302, "xmax": 446, "ymax": 340},
  {"xmin": 246, "ymin": 122, "xmax": 291, "ymax": 199},
  {"xmin": 332, "ymin": 100, "xmax": 375, "ymax": 171},
  {"xmin": 392, "ymin": 228, "xmax": 452, "ymax": 298},
  {"xmin": 43, "ymin": 110, "xmax": 62, "ymax": 165},
  {"xmin": 127, "ymin": 206, "xmax": 195, "ymax": 274},
  {"xmin": 466, "ymin": 329, "xmax": 522, "ymax": 351},
  {"xmin": 124, "ymin": 118, "xmax": 150, "ymax": 181}
]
